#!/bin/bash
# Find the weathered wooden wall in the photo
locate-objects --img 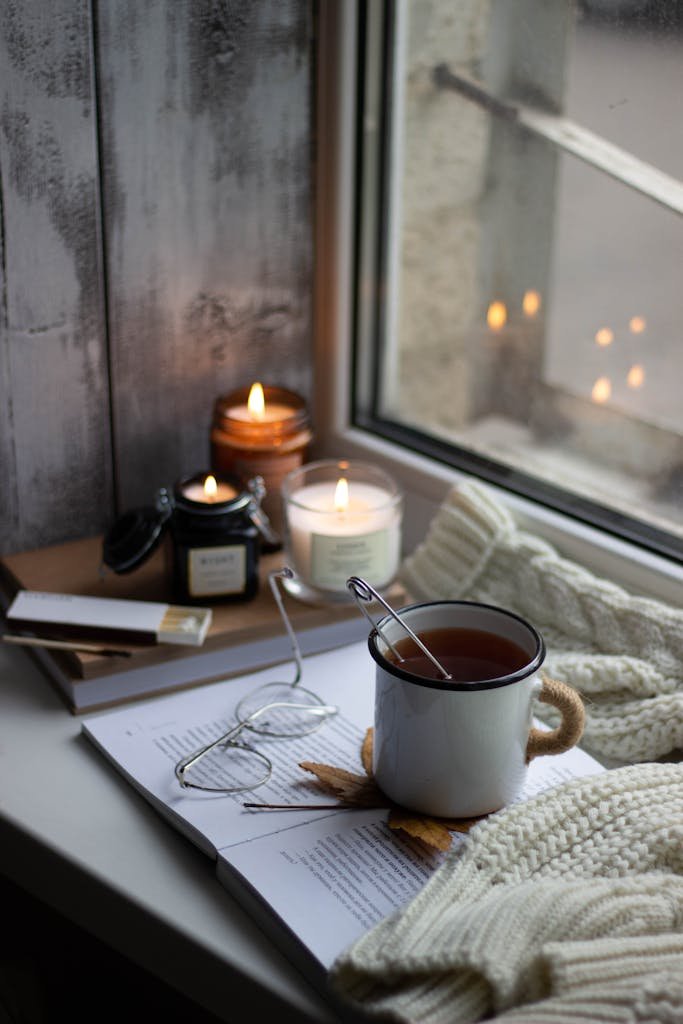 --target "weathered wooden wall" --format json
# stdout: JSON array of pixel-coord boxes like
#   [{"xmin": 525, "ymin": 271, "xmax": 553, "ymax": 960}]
[{"xmin": 0, "ymin": 0, "xmax": 313, "ymax": 554}]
